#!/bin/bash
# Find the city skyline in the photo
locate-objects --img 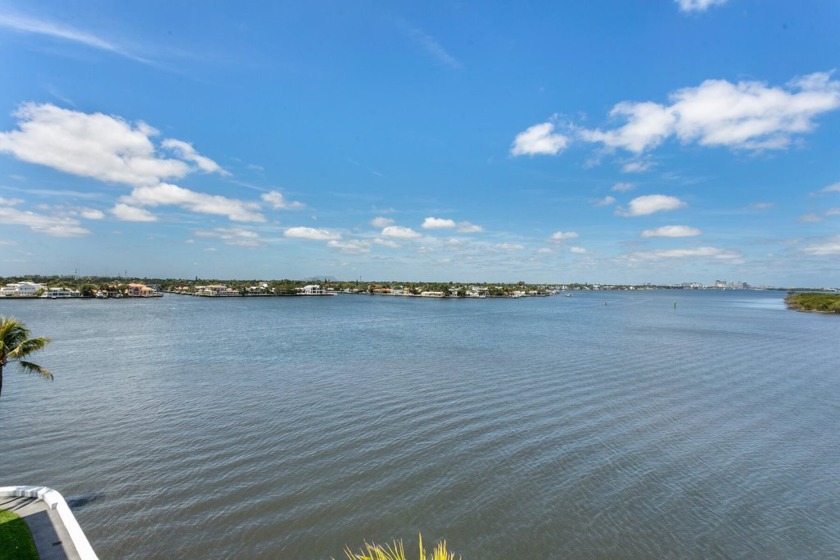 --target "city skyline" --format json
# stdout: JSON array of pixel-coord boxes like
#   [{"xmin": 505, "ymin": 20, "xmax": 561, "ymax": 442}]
[{"xmin": 1, "ymin": 1, "xmax": 839, "ymax": 286}]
